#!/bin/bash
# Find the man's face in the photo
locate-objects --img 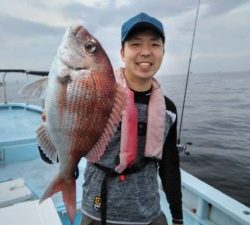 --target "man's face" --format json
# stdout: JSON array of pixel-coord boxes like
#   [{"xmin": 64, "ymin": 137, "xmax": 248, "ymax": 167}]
[{"xmin": 121, "ymin": 29, "xmax": 164, "ymax": 82}]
